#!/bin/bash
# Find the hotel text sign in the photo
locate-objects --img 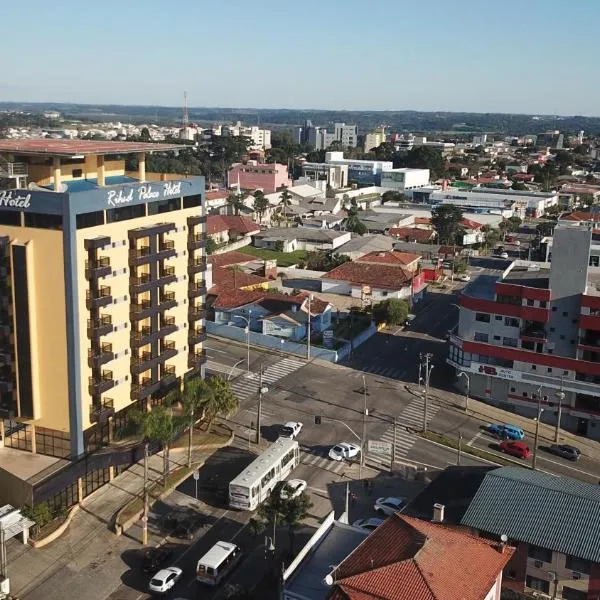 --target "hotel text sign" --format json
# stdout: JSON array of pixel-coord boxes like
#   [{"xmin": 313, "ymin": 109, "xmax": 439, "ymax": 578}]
[
  {"xmin": 0, "ymin": 190, "xmax": 32, "ymax": 209},
  {"xmin": 106, "ymin": 181, "xmax": 182, "ymax": 207}
]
